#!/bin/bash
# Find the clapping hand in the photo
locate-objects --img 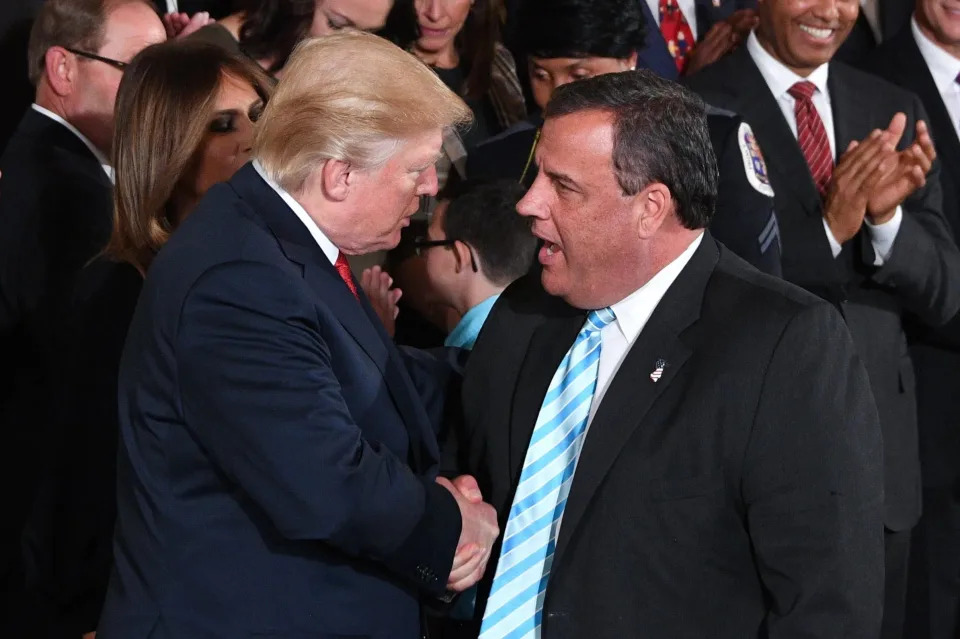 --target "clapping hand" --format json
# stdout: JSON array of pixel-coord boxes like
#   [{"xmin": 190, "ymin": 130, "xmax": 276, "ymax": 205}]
[
  {"xmin": 360, "ymin": 266, "xmax": 402, "ymax": 337},
  {"xmin": 865, "ymin": 118, "xmax": 935, "ymax": 224},
  {"xmin": 684, "ymin": 9, "xmax": 757, "ymax": 76},
  {"xmin": 437, "ymin": 475, "xmax": 500, "ymax": 592},
  {"xmin": 163, "ymin": 11, "xmax": 215, "ymax": 39}
]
